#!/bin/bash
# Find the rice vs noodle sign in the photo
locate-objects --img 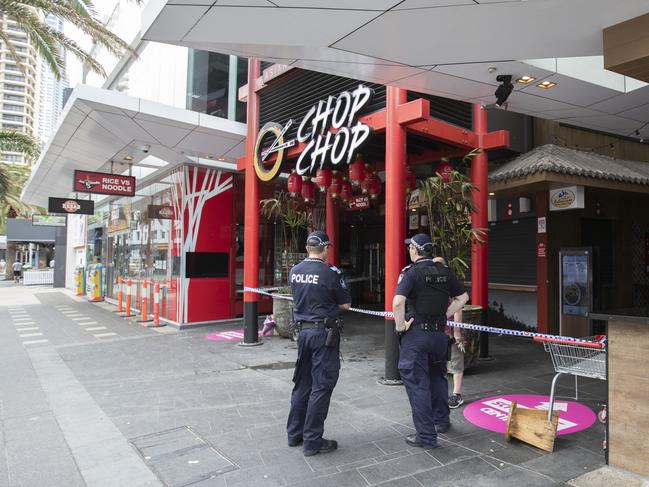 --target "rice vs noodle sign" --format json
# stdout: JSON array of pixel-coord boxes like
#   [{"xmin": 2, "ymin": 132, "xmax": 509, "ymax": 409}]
[
  {"xmin": 74, "ymin": 170, "xmax": 136, "ymax": 197},
  {"xmin": 254, "ymin": 84, "xmax": 373, "ymax": 181}
]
